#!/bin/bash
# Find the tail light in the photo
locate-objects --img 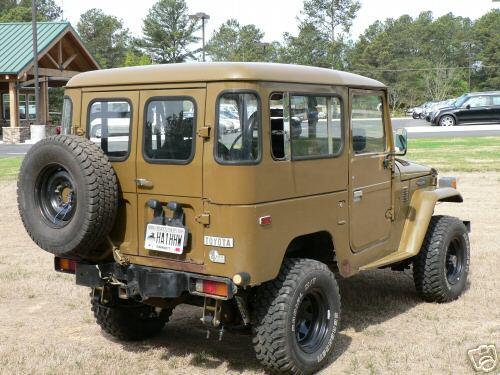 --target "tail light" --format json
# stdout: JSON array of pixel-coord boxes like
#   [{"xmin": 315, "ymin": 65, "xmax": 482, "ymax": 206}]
[
  {"xmin": 54, "ymin": 257, "xmax": 77, "ymax": 274},
  {"xmin": 194, "ymin": 279, "xmax": 229, "ymax": 298}
]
